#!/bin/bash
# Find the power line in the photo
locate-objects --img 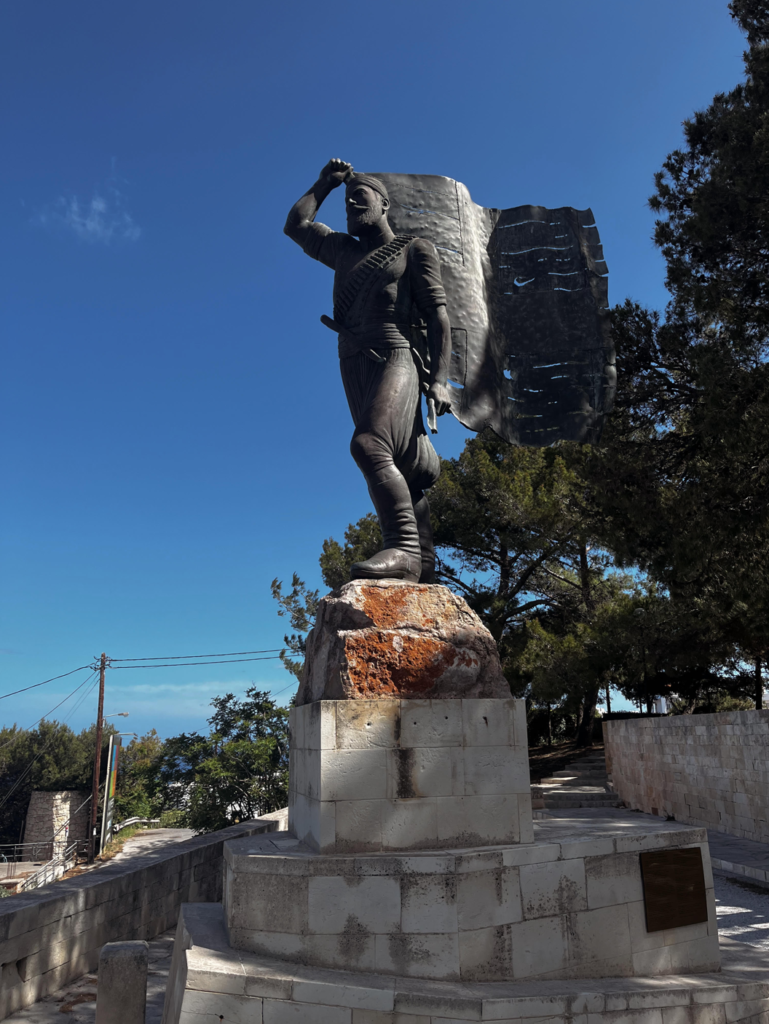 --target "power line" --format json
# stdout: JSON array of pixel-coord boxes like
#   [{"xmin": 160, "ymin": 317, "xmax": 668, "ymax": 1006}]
[
  {"xmin": 0, "ymin": 665, "xmax": 92, "ymax": 701},
  {"xmin": 111, "ymin": 655, "xmax": 284, "ymax": 669},
  {"xmin": 111, "ymin": 649, "xmax": 284, "ymax": 663},
  {"xmin": 0, "ymin": 670, "xmax": 98, "ymax": 752},
  {"xmin": 270, "ymin": 679, "xmax": 299, "ymax": 697},
  {"xmin": 0, "ymin": 673, "xmax": 99, "ymax": 812}
]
